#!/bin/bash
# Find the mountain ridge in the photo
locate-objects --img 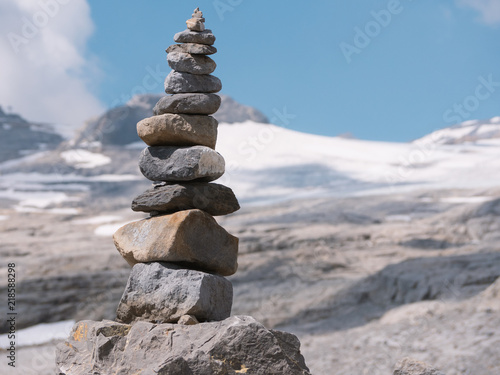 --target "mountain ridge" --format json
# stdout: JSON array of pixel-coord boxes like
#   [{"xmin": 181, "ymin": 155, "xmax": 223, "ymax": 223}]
[
  {"xmin": 71, "ymin": 94, "xmax": 270, "ymax": 147},
  {"xmin": 415, "ymin": 116, "xmax": 500, "ymax": 145},
  {"xmin": 0, "ymin": 106, "xmax": 63, "ymax": 163}
]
